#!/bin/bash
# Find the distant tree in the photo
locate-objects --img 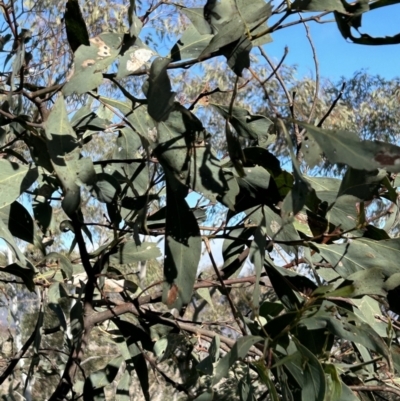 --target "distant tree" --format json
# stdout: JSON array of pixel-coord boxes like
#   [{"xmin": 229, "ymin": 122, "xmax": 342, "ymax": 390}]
[{"xmin": 1, "ymin": 1, "xmax": 400, "ymax": 401}]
